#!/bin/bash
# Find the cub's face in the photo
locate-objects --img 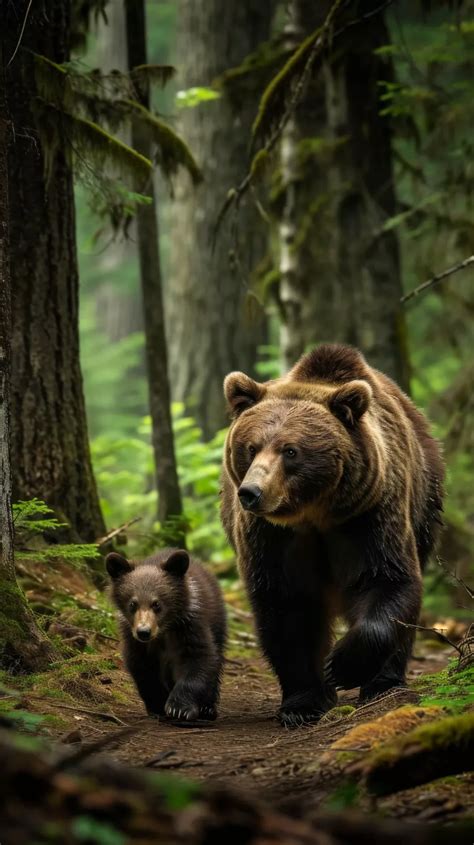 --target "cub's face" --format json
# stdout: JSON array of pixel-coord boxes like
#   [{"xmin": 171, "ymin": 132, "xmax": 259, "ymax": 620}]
[
  {"xmin": 106, "ymin": 550, "xmax": 189, "ymax": 642},
  {"xmin": 224, "ymin": 371, "xmax": 372, "ymax": 527}
]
